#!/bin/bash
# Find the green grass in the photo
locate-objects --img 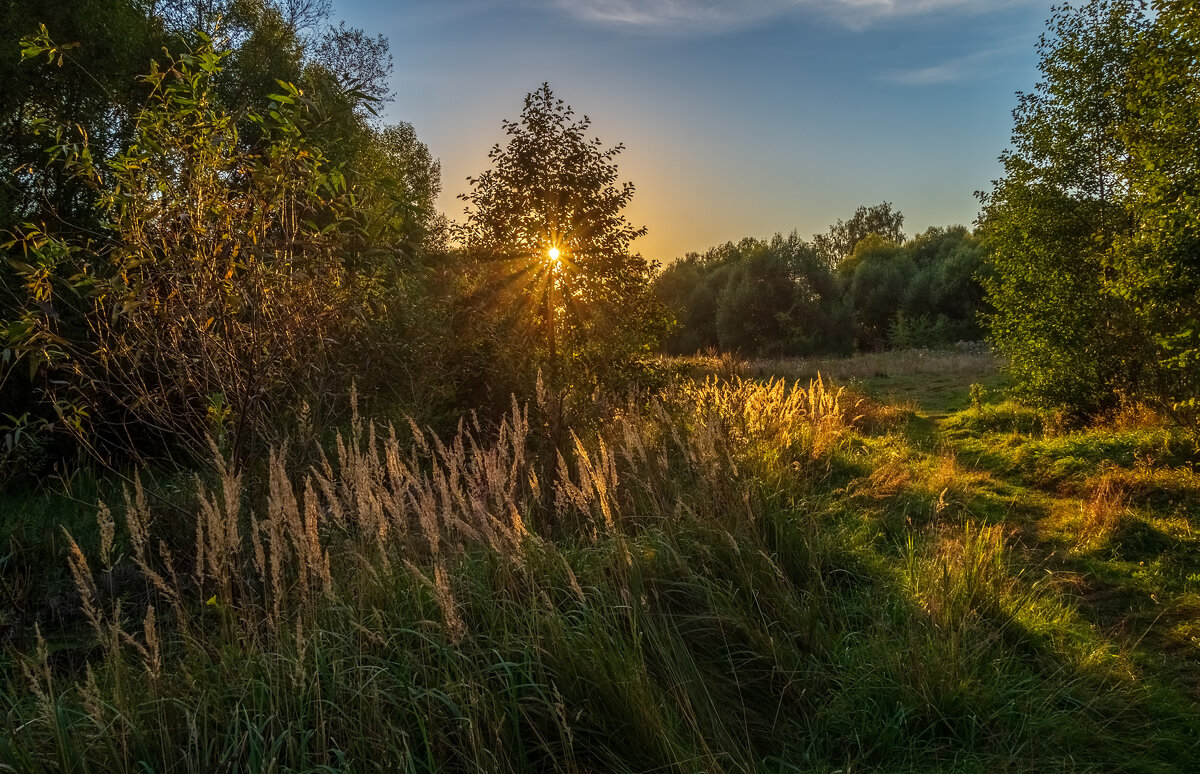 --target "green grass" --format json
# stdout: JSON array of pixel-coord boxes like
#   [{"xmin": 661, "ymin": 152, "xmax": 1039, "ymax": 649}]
[
  {"xmin": 2, "ymin": 364, "xmax": 1198, "ymax": 772},
  {"xmin": 0, "ymin": 467, "xmax": 196, "ymax": 662},
  {"xmin": 0, "ymin": 475, "xmax": 110, "ymax": 656}
]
